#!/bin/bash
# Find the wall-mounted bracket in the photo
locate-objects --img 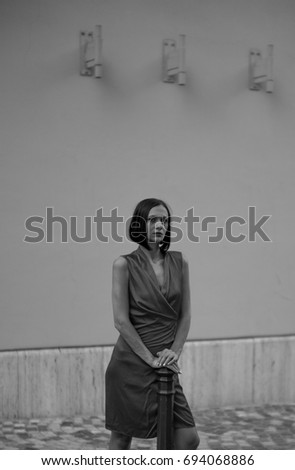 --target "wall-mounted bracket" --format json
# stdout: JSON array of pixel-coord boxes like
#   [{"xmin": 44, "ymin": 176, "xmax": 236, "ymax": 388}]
[
  {"xmin": 249, "ymin": 44, "xmax": 274, "ymax": 93},
  {"xmin": 162, "ymin": 35, "xmax": 186, "ymax": 85},
  {"xmin": 80, "ymin": 25, "xmax": 102, "ymax": 78}
]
